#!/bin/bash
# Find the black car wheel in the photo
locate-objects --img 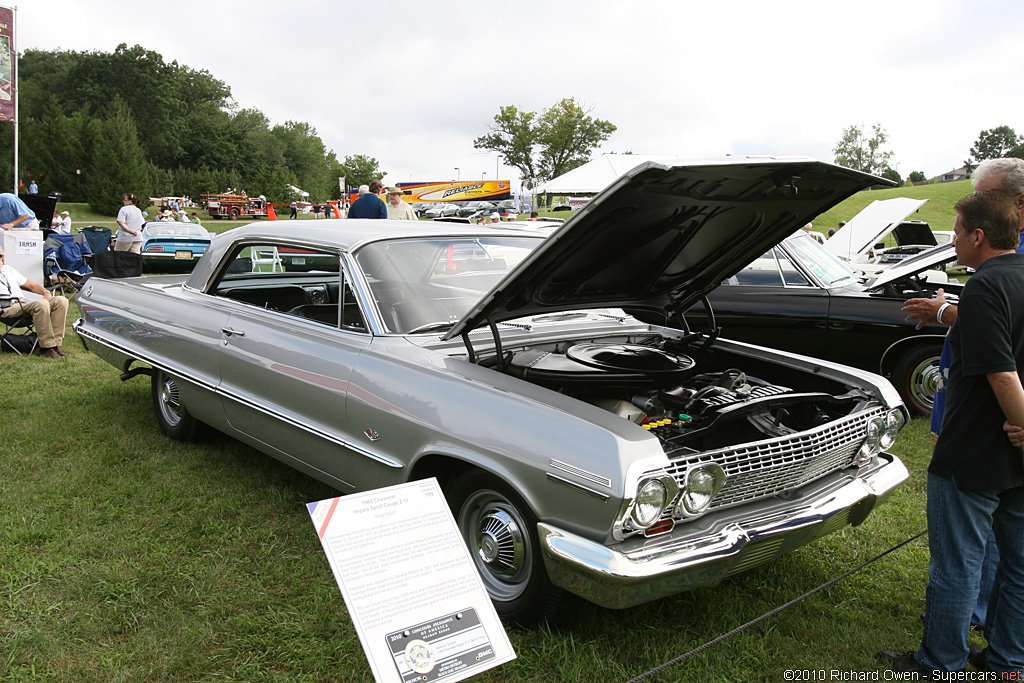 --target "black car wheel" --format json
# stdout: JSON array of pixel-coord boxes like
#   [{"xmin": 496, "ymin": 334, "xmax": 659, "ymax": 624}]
[
  {"xmin": 152, "ymin": 369, "xmax": 203, "ymax": 442},
  {"xmin": 447, "ymin": 470, "xmax": 560, "ymax": 625},
  {"xmin": 228, "ymin": 207, "xmax": 240, "ymax": 220},
  {"xmin": 893, "ymin": 343, "xmax": 944, "ymax": 417}
]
